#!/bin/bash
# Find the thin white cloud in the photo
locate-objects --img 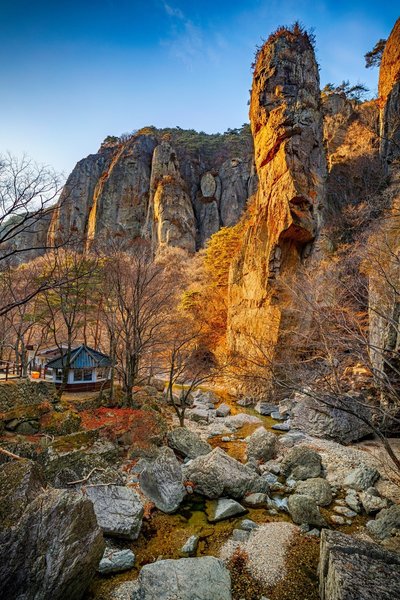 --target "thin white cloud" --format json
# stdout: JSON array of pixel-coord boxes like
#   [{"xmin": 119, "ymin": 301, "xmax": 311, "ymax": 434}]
[
  {"xmin": 162, "ymin": 1, "xmax": 184, "ymax": 20},
  {"xmin": 159, "ymin": 1, "xmax": 224, "ymax": 69}
]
